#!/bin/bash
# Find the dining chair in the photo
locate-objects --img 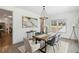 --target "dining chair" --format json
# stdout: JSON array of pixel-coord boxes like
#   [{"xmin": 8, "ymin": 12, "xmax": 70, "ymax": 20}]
[
  {"xmin": 17, "ymin": 38, "xmax": 40, "ymax": 53},
  {"xmin": 55, "ymin": 33, "xmax": 61, "ymax": 47},
  {"xmin": 46, "ymin": 35, "xmax": 56, "ymax": 53}
]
